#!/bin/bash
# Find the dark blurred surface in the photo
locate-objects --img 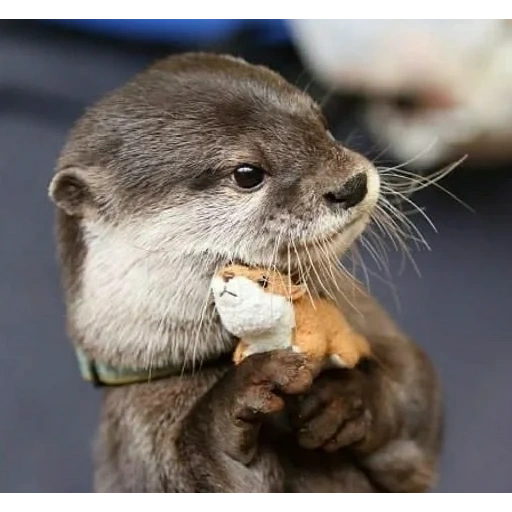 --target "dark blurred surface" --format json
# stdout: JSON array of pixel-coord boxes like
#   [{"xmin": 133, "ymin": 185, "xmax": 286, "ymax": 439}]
[{"xmin": 0, "ymin": 21, "xmax": 510, "ymax": 492}]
